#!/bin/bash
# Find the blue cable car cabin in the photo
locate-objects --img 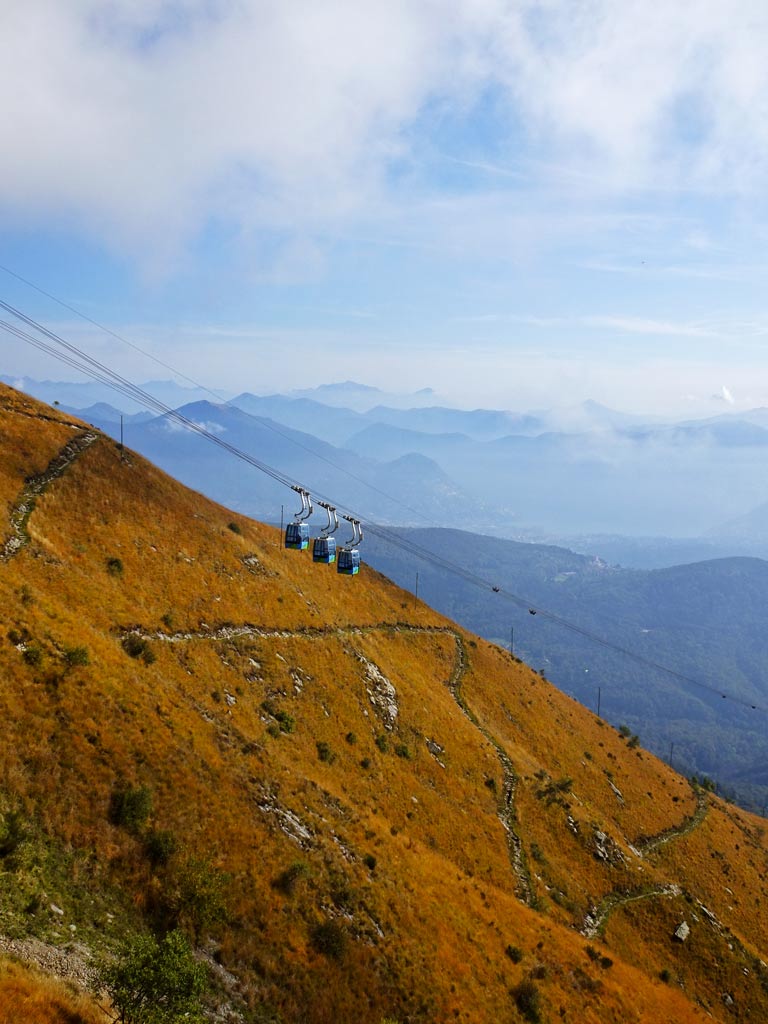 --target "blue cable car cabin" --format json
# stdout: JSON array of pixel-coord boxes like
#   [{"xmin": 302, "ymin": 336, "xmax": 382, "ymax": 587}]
[
  {"xmin": 337, "ymin": 547, "xmax": 361, "ymax": 575},
  {"xmin": 313, "ymin": 535, "xmax": 337, "ymax": 563},
  {"xmin": 285, "ymin": 521, "xmax": 310, "ymax": 550},
  {"xmin": 285, "ymin": 486, "xmax": 313, "ymax": 550}
]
